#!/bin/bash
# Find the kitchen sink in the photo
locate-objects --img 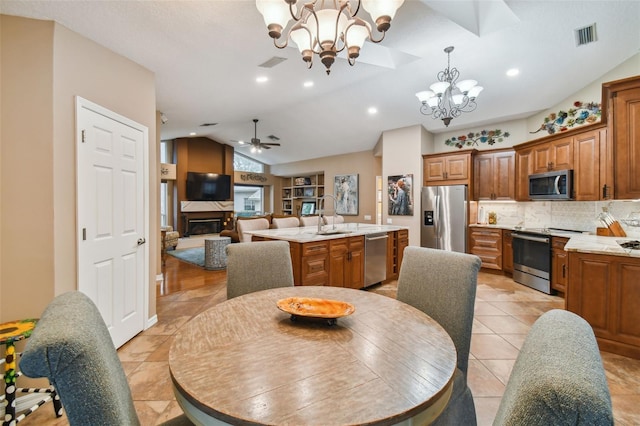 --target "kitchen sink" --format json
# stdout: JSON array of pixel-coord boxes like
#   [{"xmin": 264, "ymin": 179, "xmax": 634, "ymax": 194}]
[{"xmin": 316, "ymin": 229, "xmax": 352, "ymax": 235}]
